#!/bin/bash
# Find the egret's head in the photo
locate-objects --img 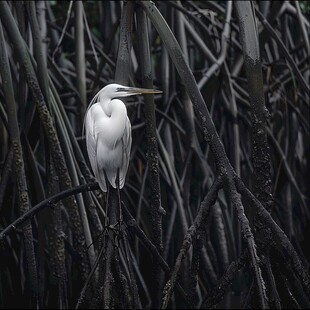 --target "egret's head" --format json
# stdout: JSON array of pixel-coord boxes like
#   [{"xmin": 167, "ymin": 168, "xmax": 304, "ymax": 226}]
[{"xmin": 98, "ymin": 83, "xmax": 162, "ymax": 100}]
